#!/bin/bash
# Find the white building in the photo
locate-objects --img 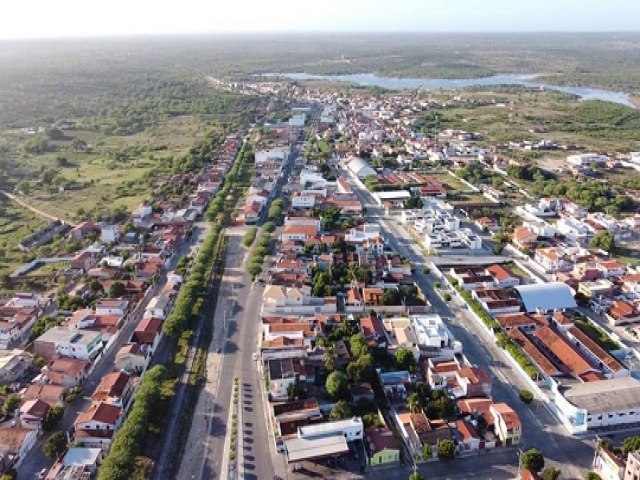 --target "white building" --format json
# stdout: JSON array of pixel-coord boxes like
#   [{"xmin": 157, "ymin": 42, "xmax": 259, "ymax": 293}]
[
  {"xmin": 409, "ymin": 314, "xmax": 455, "ymax": 350},
  {"xmin": 553, "ymin": 377, "xmax": 640, "ymax": 434},
  {"xmin": 255, "ymin": 147, "xmax": 289, "ymax": 165},
  {"xmin": 556, "ymin": 217, "xmax": 591, "ymax": 243},
  {"xmin": 346, "ymin": 157, "xmax": 376, "ymax": 180},
  {"xmin": 567, "ymin": 153, "xmax": 608, "ymax": 167},
  {"xmin": 288, "ymin": 113, "xmax": 306, "ymax": 127},
  {"xmin": 100, "ymin": 224, "xmax": 120, "ymax": 245},
  {"xmin": 291, "ymin": 193, "xmax": 316, "ymax": 208}
]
